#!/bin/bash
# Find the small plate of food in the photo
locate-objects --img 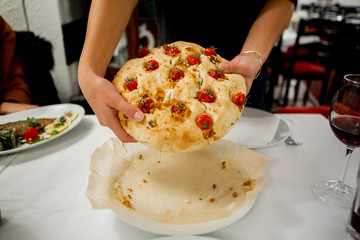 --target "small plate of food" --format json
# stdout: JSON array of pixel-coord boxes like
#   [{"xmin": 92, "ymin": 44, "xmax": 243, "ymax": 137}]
[{"xmin": 0, "ymin": 103, "xmax": 85, "ymax": 155}]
